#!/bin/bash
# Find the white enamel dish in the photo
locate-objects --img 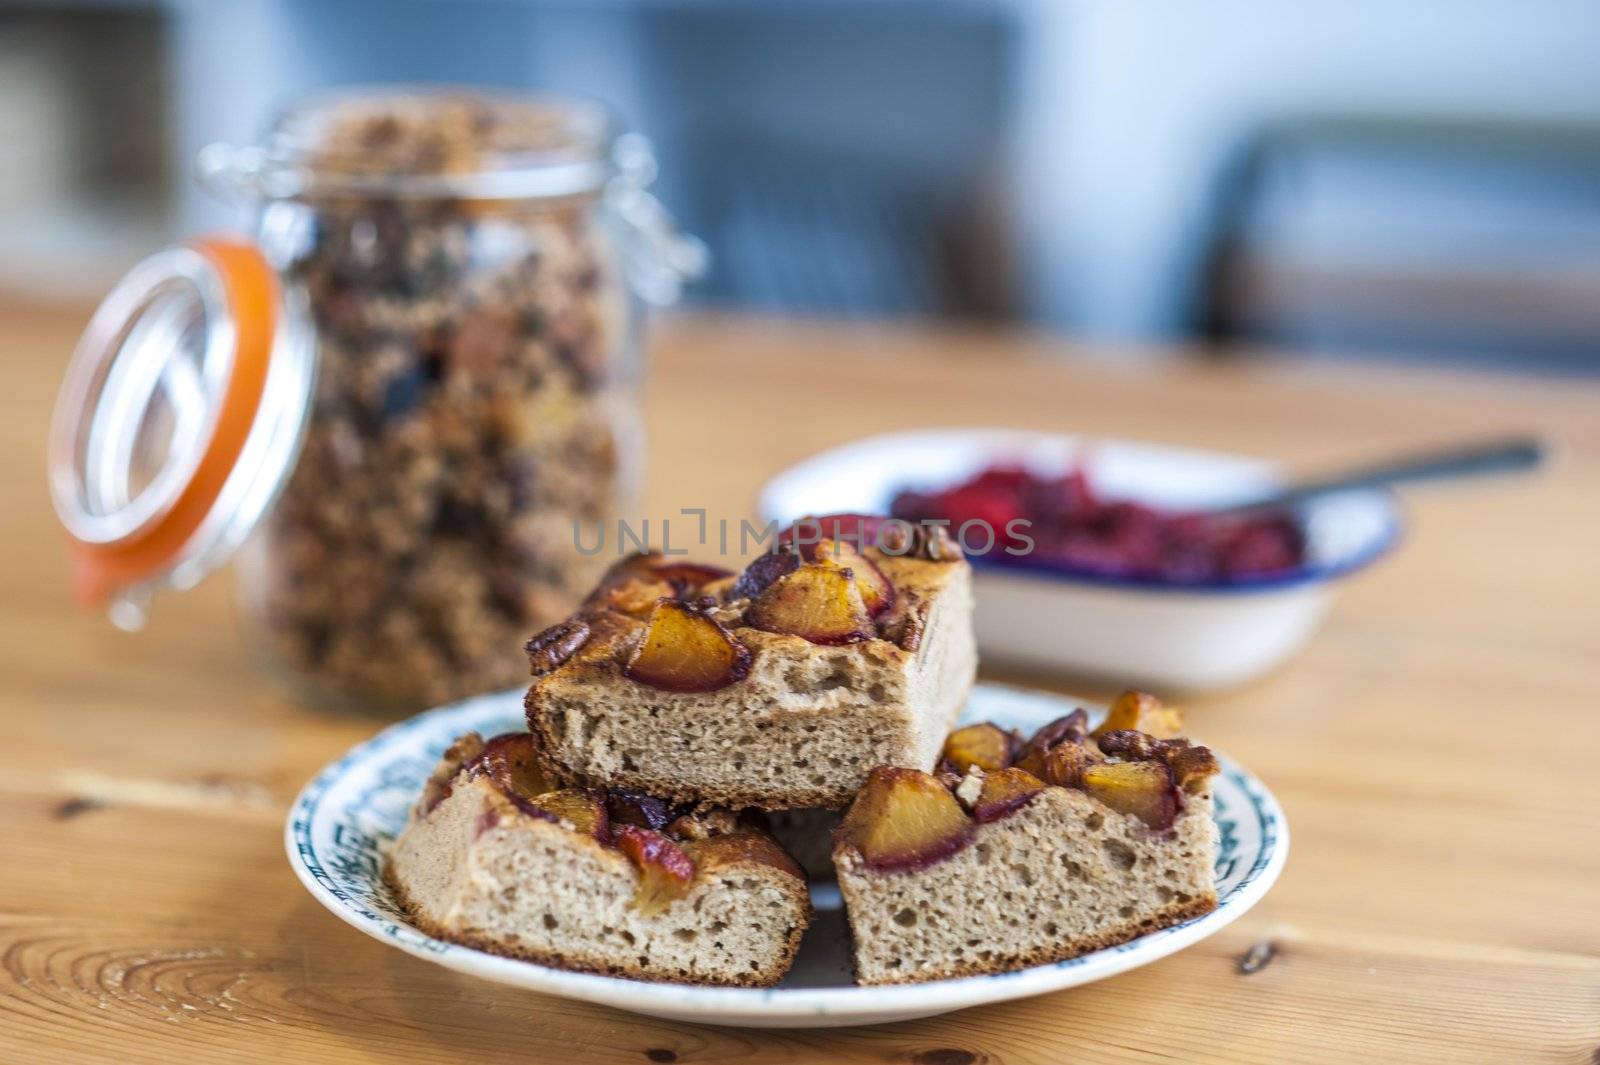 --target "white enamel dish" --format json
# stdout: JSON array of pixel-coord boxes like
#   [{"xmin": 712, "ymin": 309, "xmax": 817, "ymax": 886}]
[
  {"xmin": 759, "ymin": 429, "xmax": 1401, "ymax": 691},
  {"xmin": 287, "ymin": 682, "xmax": 1287, "ymax": 1028}
]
